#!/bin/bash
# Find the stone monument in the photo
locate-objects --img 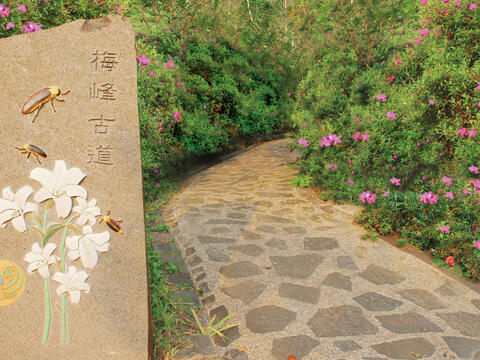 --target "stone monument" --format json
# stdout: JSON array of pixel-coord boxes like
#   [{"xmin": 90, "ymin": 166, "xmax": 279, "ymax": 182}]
[{"xmin": 0, "ymin": 15, "xmax": 152, "ymax": 359}]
